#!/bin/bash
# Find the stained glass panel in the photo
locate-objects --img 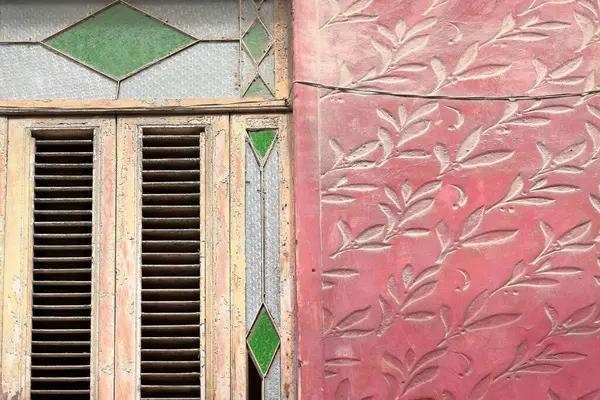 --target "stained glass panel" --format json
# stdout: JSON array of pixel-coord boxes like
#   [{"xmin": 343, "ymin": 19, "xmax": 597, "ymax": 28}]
[
  {"xmin": 46, "ymin": 3, "xmax": 194, "ymax": 79},
  {"xmin": 249, "ymin": 130, "xmax": 276, "ymax": 159},
  {"xmin": 243, "ymin": 21, "xmax": 270, "ymax": 61},
  {"xmin": 247, "ymin": 307, "xmax": 280, "ymax": 376},
  {"xmin": 246, "ymin": 78, "xmax": 272, "ymax": 98}
]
